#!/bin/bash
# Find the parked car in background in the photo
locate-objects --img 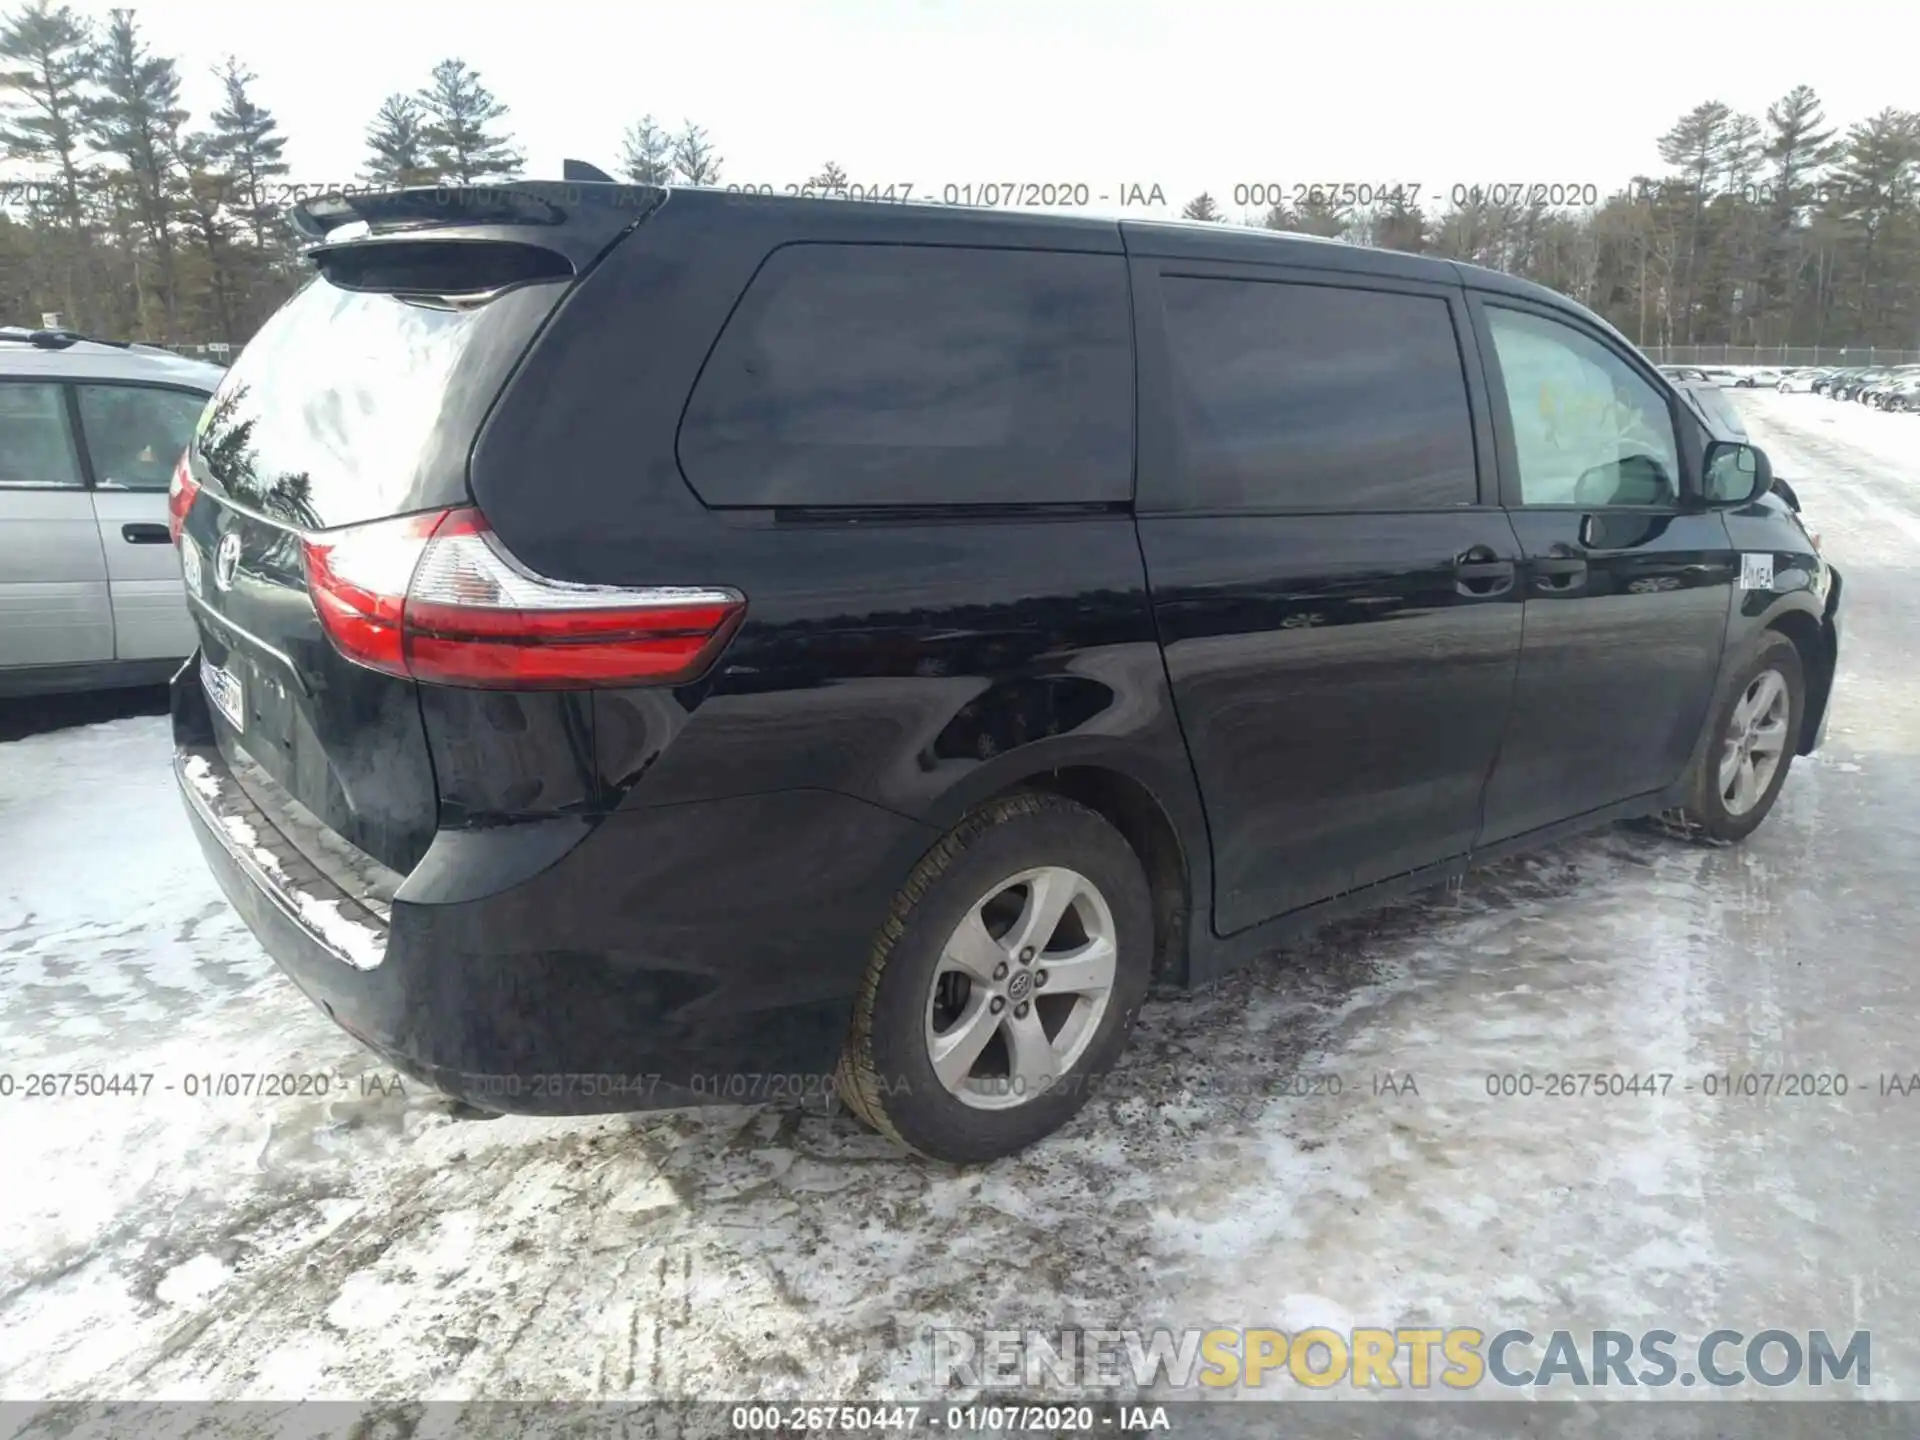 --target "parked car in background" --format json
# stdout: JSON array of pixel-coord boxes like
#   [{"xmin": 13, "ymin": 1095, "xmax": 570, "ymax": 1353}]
[
  {"xmin": 1842, "ymin": 369, "xmax": 1886, "ymax": 403},
  {"xmin": 1, "ymin": 327, "xmax": 221, "ymax": 696},
  {"xmin": 1875, "ymin": 373, "xmax": 1920, "ymax": 412},
  {"xmin": 1659, "ymin": 365, "xmax": 1711, "ymax": 384},
  {"xmin": 1675, "ymin": 380, "xmax": 1750, "ymax": 440},
  {"xmin": 1812, "ymin": 368, "xmax": 1857, "ymax": 396},
  {"xmin": 169, "ymin": 180, "xmax": 1842, "ymax": 1163},
  {"xmin": 1832, "ymin": 367, "xmax": 1896, "ymax": 401},
  {"xmin": 1778, "ymin": 368, "xmax": 1831, "ymax": 393},
  {"xmin": 1861, "ymin": 365, "xmax": 1920, "ymax": 407},
  {"xmin": 1734, "ymin": 368, "xmax": 1781, "ymax": 388}
]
